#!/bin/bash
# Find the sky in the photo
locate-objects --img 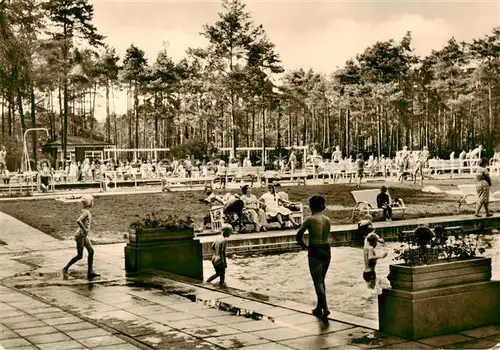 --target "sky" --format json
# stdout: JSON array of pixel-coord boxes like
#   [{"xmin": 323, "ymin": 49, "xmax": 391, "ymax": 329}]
[{"xmin": 87, "ymin": 0, "xmax": 500, "ymax": 119}]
